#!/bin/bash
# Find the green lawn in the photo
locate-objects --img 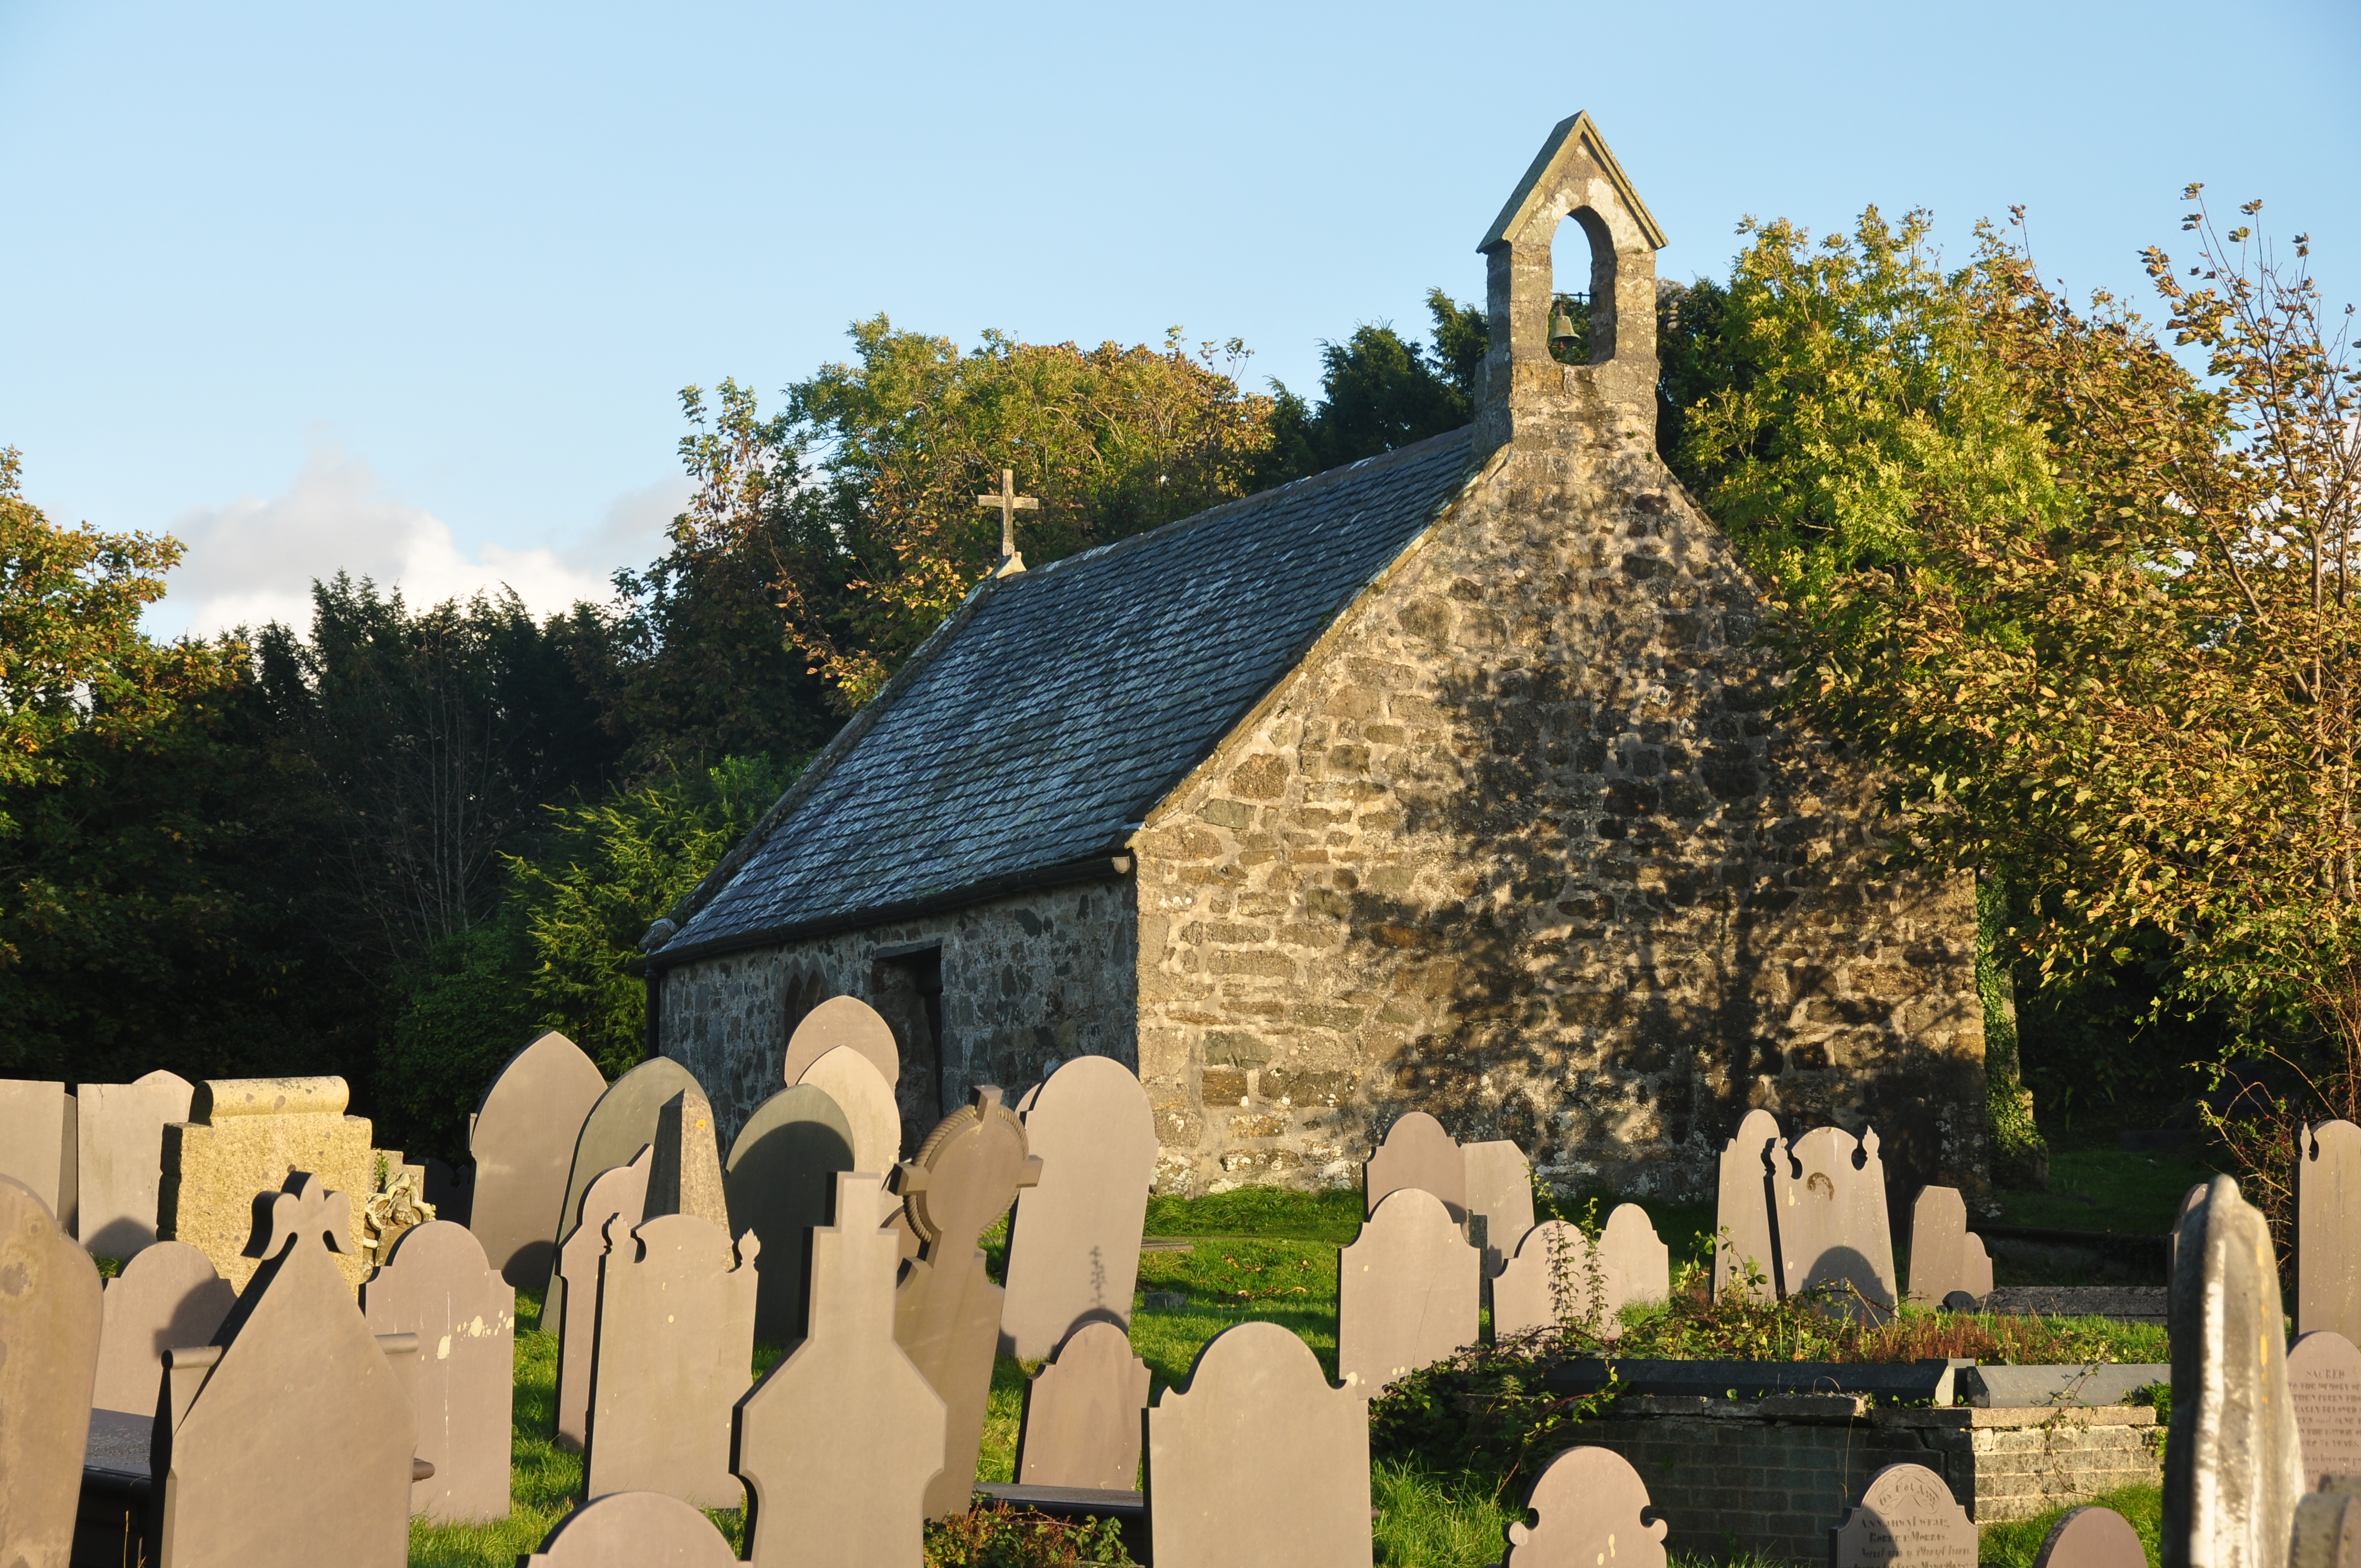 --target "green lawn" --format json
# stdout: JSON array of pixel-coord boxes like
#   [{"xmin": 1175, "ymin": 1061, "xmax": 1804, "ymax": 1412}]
[{"xmin": 1996, "ymin": 1148, "xmax": 2223, "ymax": 1234}]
